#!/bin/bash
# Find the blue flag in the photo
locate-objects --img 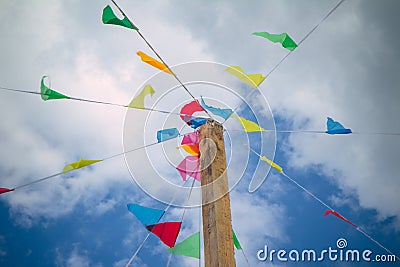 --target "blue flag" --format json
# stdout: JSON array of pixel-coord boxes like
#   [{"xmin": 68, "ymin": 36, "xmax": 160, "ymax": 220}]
[
  {"xmin": 127, "ymin": 204, "xmax": 165, "ymax": 226},
  {"xmin": 200, "ymin": 97, "xmax": 232, "ymax": 120},
  {"xmin": 326, "ymin": 117, "xmax": 352, "ymax": 135},
  {"xmin": 157, "ymin": 128, "xmax": 180, "ymax": 142}
]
